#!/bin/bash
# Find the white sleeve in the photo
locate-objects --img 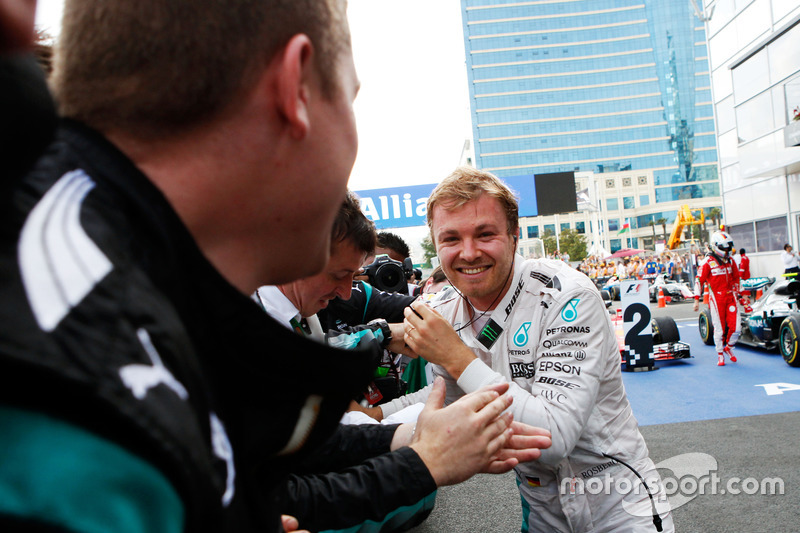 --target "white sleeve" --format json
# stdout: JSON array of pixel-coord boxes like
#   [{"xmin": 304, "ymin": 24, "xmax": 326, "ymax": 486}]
[
  {"xmin": 456, "ymin": 289, "xmax": 611, "ymax": 466},
  {"xmin": 379, "ymin": 383, "xmax": 433, "ymax": 417}
]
